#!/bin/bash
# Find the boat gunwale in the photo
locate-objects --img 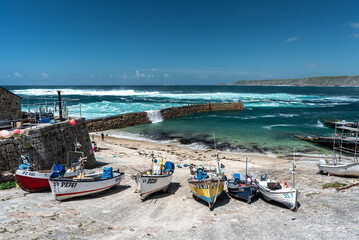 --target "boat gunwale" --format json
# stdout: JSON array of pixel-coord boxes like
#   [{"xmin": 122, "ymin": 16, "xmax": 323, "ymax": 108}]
[{"xmin": 49, "ymin": 172, "xmax": 125, "ymax": 183}]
